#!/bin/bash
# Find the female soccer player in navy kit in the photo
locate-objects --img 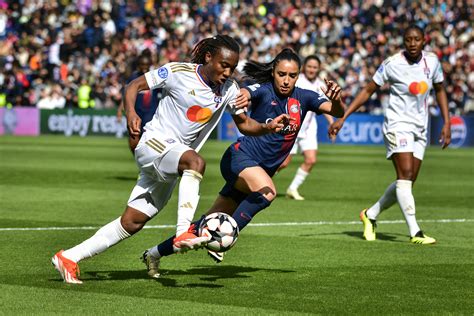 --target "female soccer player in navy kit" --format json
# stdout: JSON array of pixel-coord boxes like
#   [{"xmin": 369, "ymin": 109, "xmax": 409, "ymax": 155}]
[{"xmin": 142, "ymin": 48, "xmax": 344, "ymax": 277}]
